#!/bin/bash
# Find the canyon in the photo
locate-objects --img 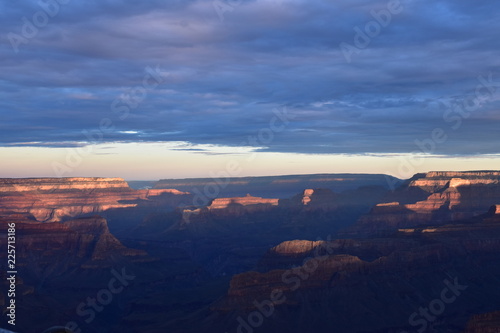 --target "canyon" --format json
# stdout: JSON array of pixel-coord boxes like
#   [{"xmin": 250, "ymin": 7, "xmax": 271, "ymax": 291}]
[
  {"xmin": 207, "ymin": 206, "xmax": 500, "ymax": 333},
  {"xmin": 1, "ymin": 172, "xmax": 500, "ymax": 332}
]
